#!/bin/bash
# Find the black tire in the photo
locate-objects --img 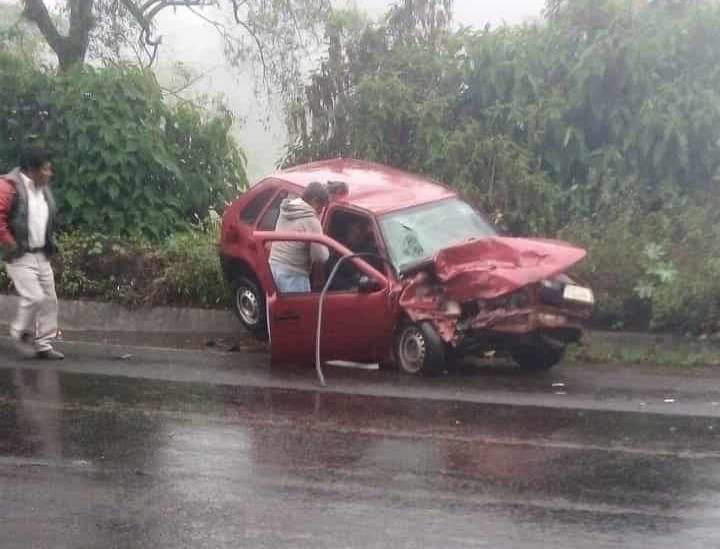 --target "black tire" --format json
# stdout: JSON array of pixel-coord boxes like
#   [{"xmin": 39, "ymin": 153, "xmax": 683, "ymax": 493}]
[
  {"xmin": 511, "ymin": 340, "xmax": 566, "ymax": 371},
  {"xmin": 231, "ymin": 275, "xmax": 267, "ymax": 339},
  {"xmin": 395, "ymin": 322, "xmax": 446, "ymax": 376}
]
